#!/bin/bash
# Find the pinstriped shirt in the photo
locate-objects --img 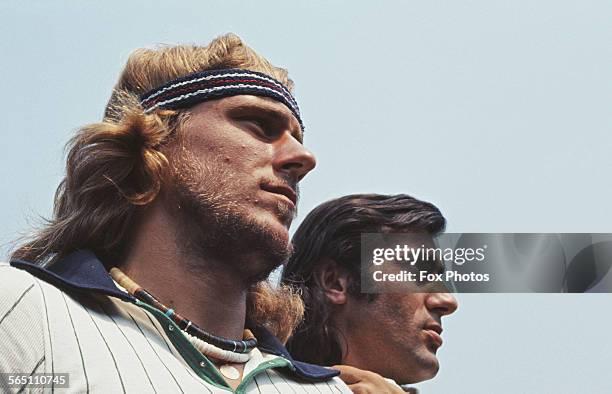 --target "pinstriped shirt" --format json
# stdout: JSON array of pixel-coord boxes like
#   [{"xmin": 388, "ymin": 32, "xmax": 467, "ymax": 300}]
[{"xmin": 0, "ymin": 252, "xmax": 352, "ymax": 394}]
